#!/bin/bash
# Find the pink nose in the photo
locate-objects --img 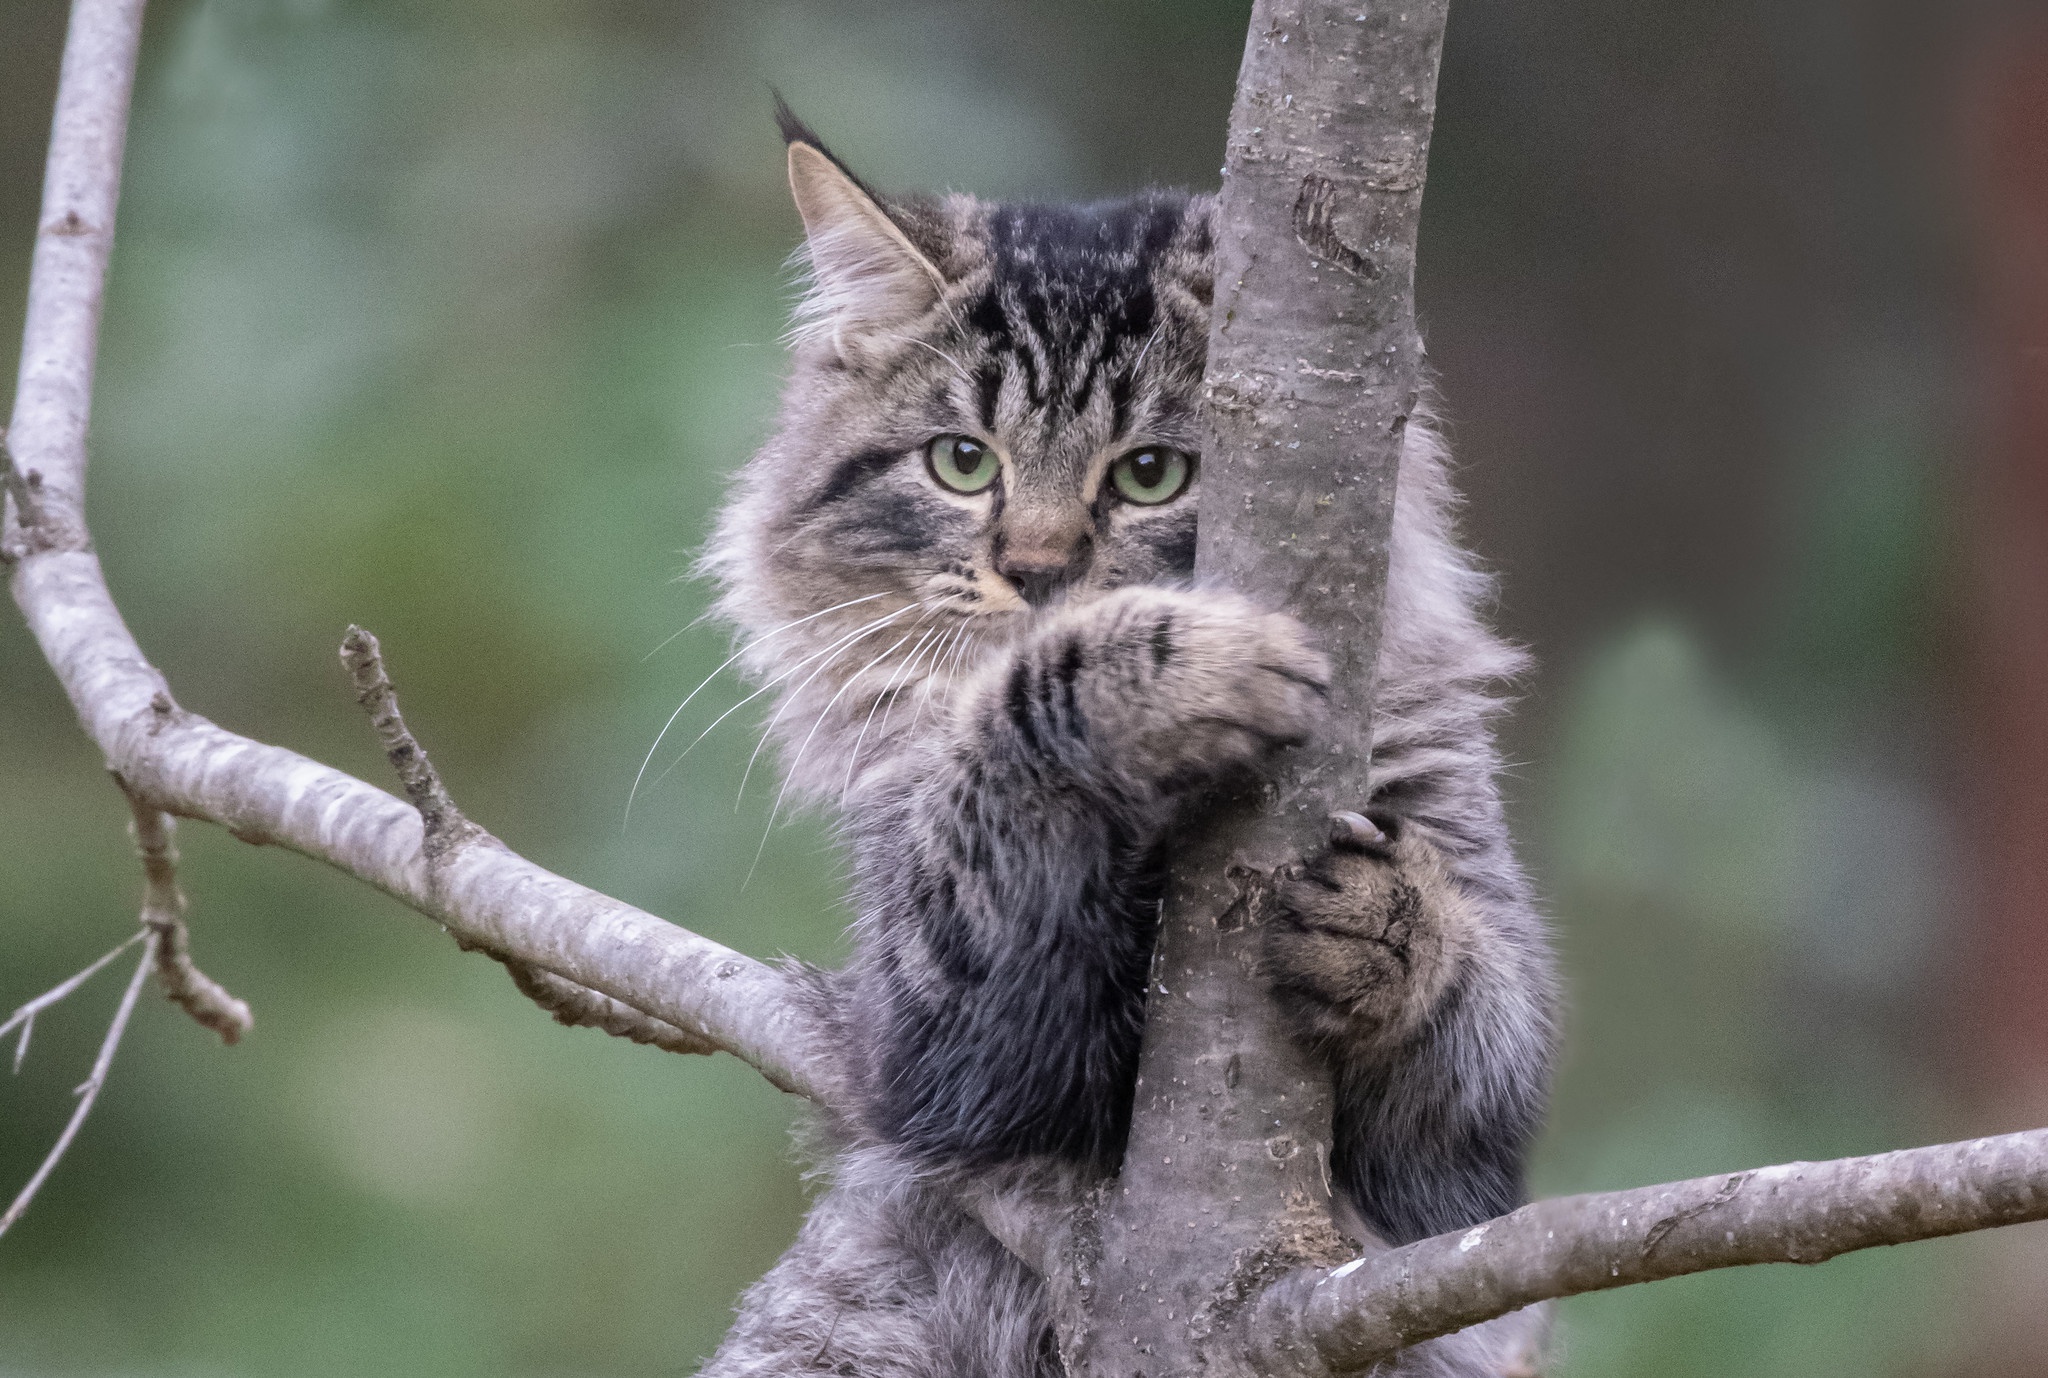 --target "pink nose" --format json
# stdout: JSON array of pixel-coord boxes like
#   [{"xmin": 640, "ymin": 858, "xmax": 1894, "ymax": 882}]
[{"xmin": 996, "ymin": 539, "xmax": 1089, "ymax": 606}]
